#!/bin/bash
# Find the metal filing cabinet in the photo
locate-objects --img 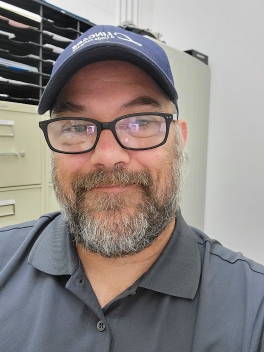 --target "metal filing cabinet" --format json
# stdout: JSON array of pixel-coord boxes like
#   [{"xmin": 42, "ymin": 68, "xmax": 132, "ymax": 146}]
[{"xmin": 0, "ymin": 101, "xmax": 58, "ymax": 227}]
